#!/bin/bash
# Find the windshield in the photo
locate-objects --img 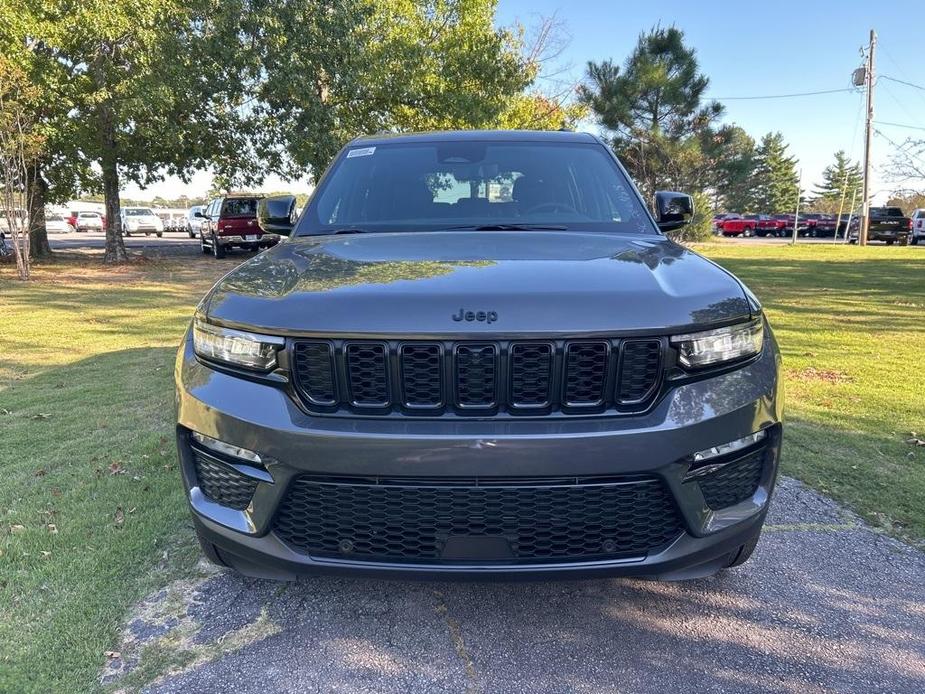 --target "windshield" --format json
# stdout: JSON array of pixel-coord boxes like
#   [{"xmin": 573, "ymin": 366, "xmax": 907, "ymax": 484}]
[
  {"xmin": 296, "ymin": 140, "xmax": 655, "ymax": 235},
  {"xmin": 125, "ymin": 208, "xmax": 154, "ymax": 216}
]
